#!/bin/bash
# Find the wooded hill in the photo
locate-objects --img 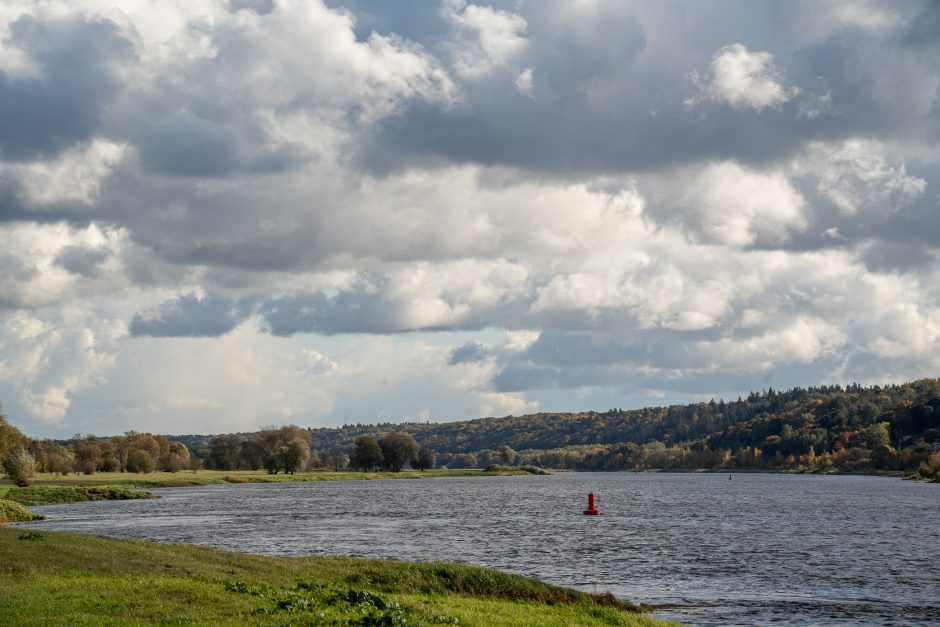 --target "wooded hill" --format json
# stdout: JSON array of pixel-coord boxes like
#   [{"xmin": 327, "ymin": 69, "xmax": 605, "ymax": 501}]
[
  {"xmin": 5, "ymin": 378, "xmax": 940, "ymax": 480},
  {"xmin": 177, "ymin": 377, "xmax": 940, "ymax": 477}
]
